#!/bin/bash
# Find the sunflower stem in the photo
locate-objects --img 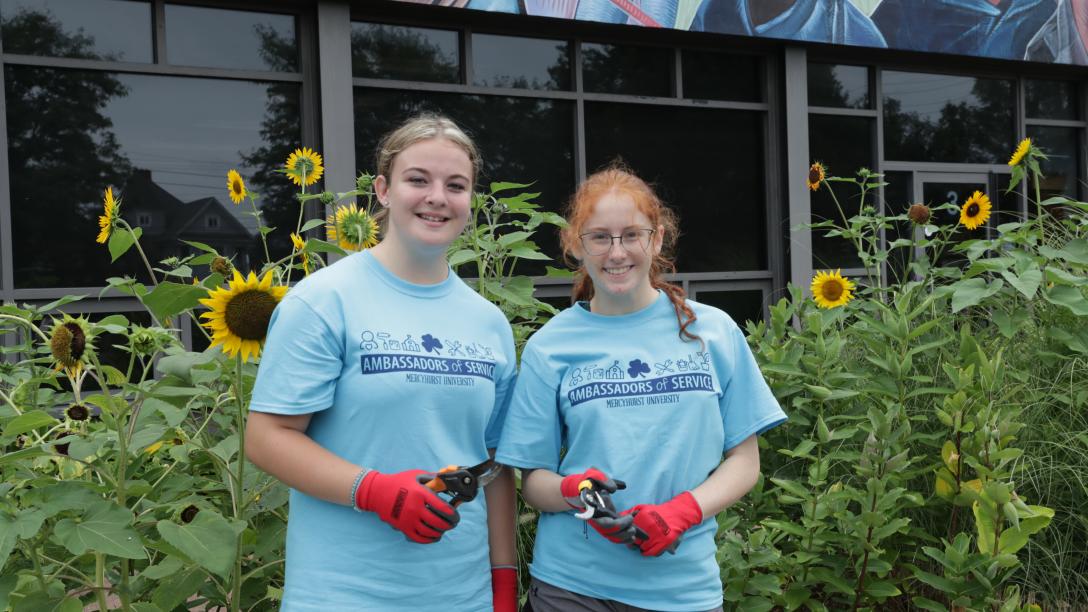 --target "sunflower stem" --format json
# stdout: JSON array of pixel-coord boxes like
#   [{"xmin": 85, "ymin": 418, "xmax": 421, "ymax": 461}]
[
  {"xmin": 95, "ymin": 553, "xmax": 109, "ymax": 612},
  {"xmin": 250, "ymin": 194, "xmax": 272, "ymax": 267},
  {"xmin": 231, "ymin": 354, "xmax": 247, "ymax": 612},
  {"xmin": 118, "ymin": 219, "xmax": 159, "ymax": 287}
]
